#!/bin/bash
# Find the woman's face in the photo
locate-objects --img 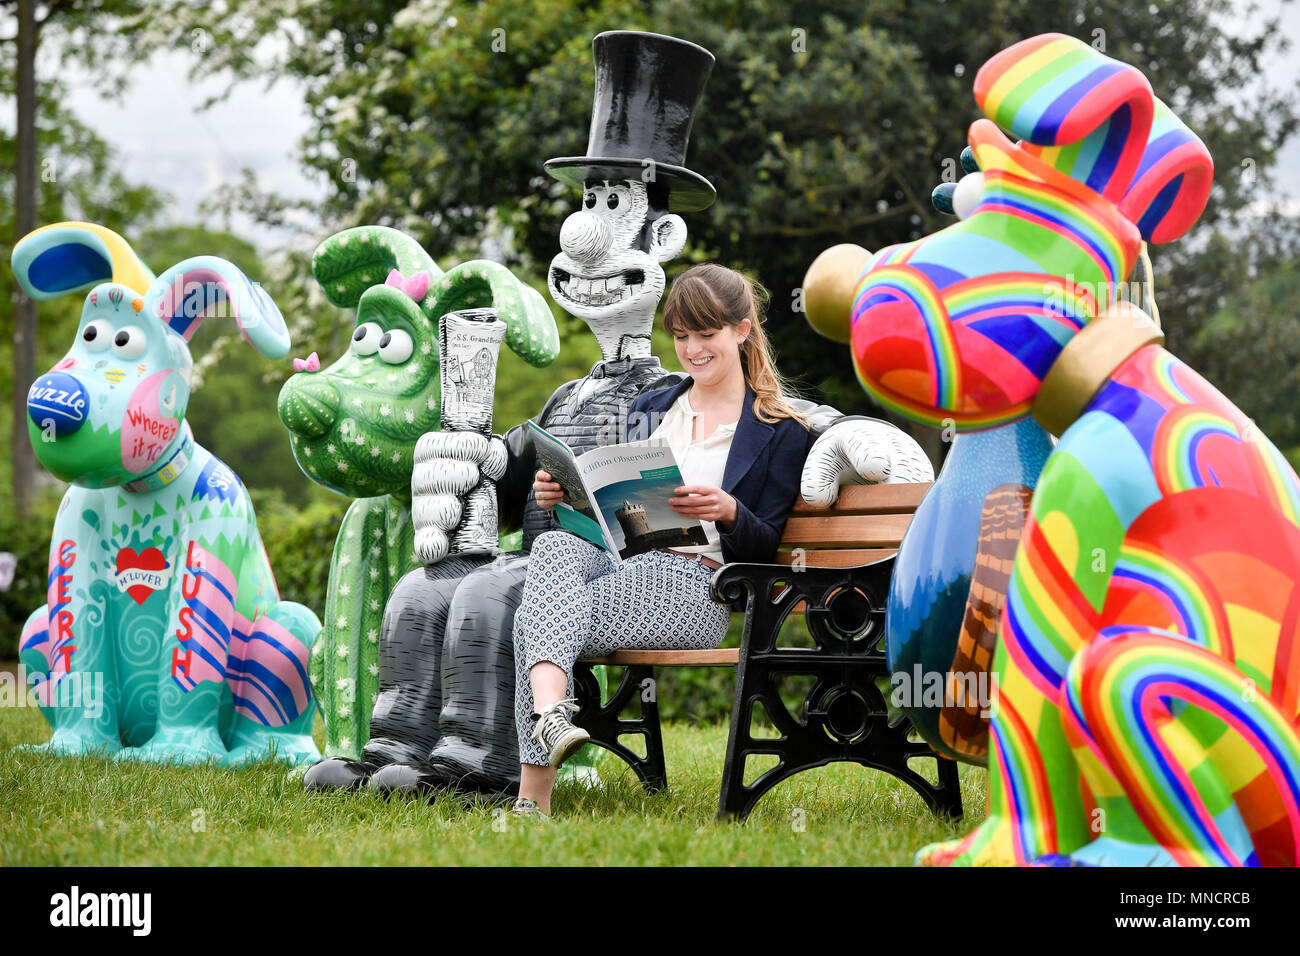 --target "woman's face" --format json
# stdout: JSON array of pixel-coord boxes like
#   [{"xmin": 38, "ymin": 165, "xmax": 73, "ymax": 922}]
[{"xmin": 673, "ymin": 318, "xmax": 751, "ymax": 388}]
